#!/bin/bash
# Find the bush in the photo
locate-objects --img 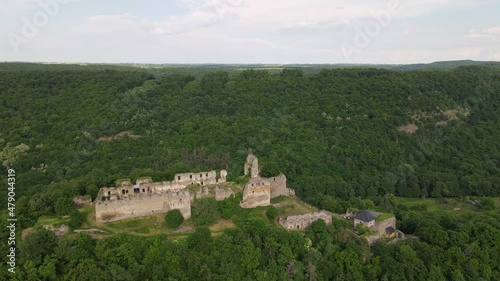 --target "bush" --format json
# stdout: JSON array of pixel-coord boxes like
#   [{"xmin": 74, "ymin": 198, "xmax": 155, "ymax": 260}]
[
  {"xmin": 480, "ymin": 198, "xmax": 495, "ymax": 211},
  {"xmin": 69, "ymin": 210, "xmax": 86, "ymax": 229},
  {"xmin": 266, "ymin": 207, "xmax": 278, "ymax": 221},
  {"xmin": 165, "ymin": 209, "xmax": 184, "ymax": 229},
  {"xmin": 218, "ymin": 195, "xmax": 240, "ymax": 219},
  {"xmin": 55, "ymin": 197, "xmax": 75, "ymax": 215}
]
